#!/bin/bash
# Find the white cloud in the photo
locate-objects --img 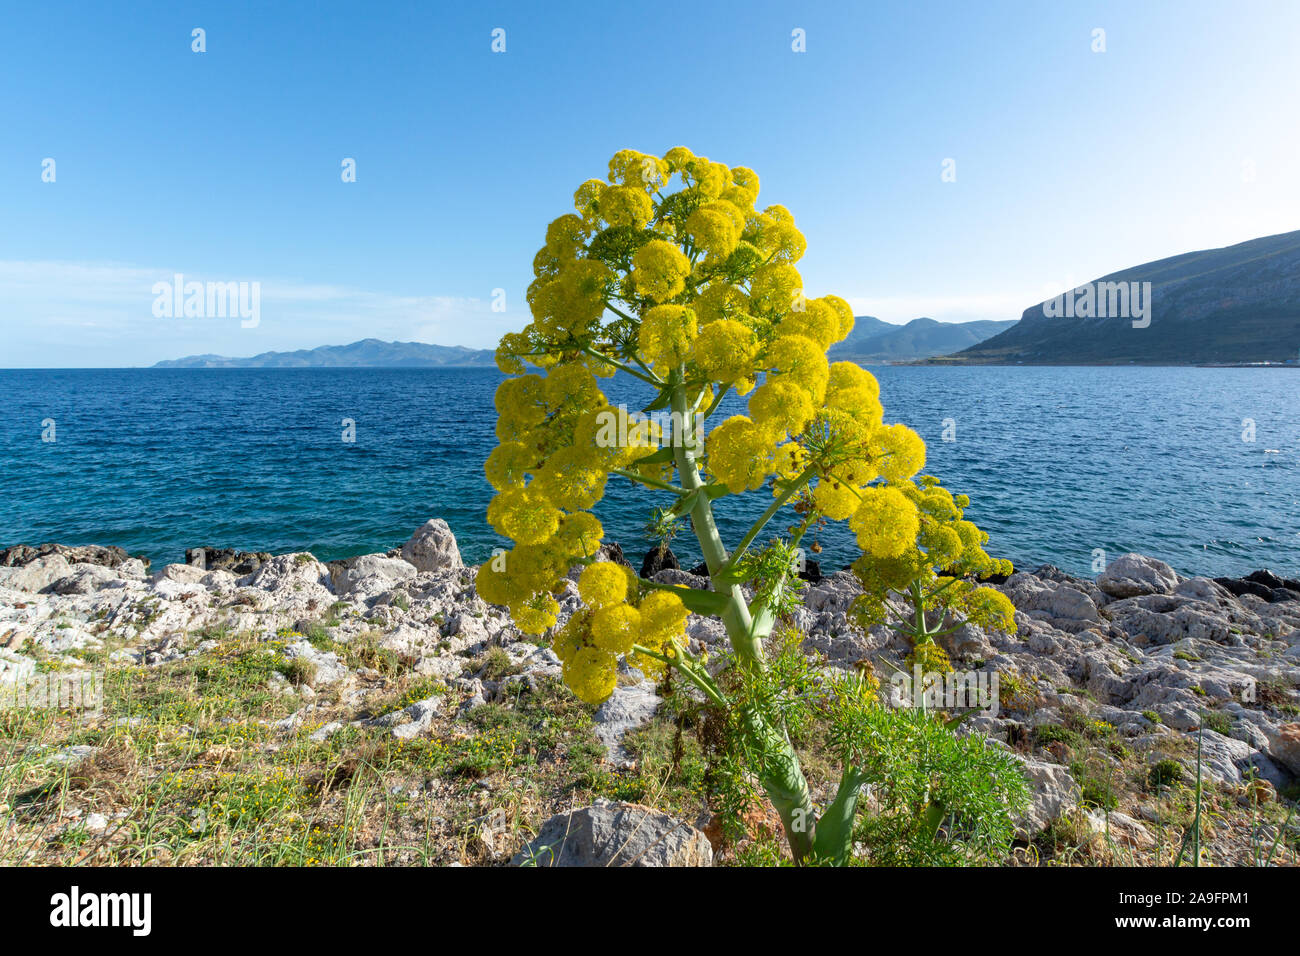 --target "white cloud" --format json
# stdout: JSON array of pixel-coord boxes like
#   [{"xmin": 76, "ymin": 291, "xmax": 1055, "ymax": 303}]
[{"xmin": 0, "ymin": 260, "xmax": 517, "ymax": 366}]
